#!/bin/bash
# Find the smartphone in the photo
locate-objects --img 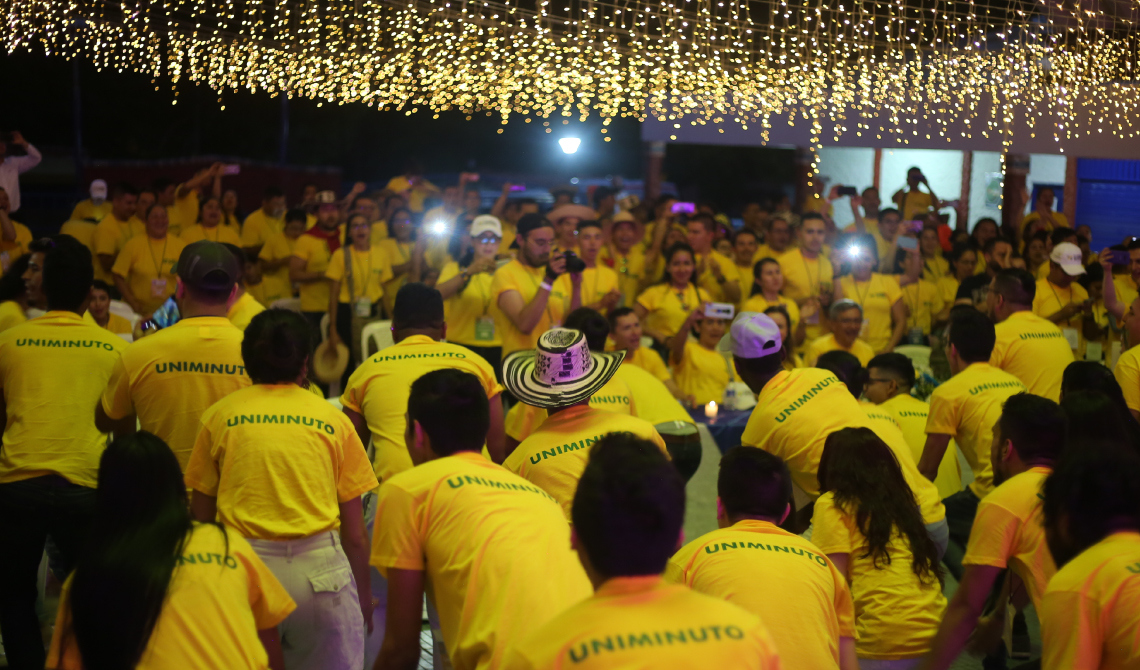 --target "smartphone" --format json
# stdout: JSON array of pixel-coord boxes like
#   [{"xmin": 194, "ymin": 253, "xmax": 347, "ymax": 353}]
[
  {"xmin": 672, "ymin": 202, "xmax": 696, "ymax": 215},
  {"xmin": 509, "ymin": 184, "xmax": 526, "ymax": 192},
  {"xmin": 898, "ymin": 236, "xmax": 918, "ymax": 251},
  {"xmin": 837, "ymin": 186, "xmax": 858, "ymax": 197},
  {"xmin": 223, "ymin": 164, "xmax": 241, "ymax": 175},
  {"xmin": 1110, "ymin": 249, "xmax": 1131, "ymax": 265},
  {"xmin": 705, "ymin": 302, "xmax": 735, "ymax": 319}
]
